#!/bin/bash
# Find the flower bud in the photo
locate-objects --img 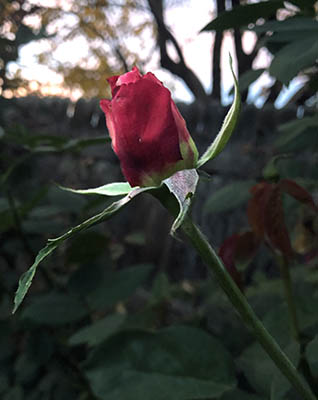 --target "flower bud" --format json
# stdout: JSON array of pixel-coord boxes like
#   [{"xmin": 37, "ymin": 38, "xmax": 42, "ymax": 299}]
[{"xmin": 100, "ymin": 67, "xmax": 198, "ymax": 187}]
